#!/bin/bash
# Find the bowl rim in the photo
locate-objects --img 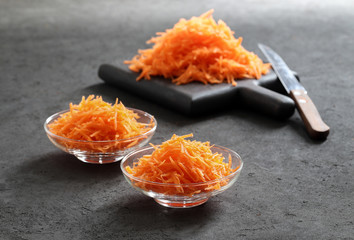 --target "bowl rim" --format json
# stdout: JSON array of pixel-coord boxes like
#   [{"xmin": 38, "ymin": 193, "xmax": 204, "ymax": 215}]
[
  {"xmin": 44, "ymin": 107, "xmax": 157, "ymax": 143},
  {"xmin": 120, "ymin": 145, "xmax": 243, "ymax": 187}
]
